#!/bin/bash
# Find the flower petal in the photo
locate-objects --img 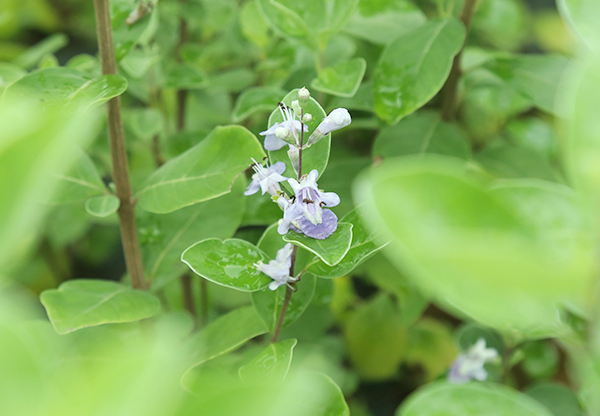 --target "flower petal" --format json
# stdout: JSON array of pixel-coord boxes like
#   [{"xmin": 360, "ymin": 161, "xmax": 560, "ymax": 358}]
[
  {"xmin": 264, "ymin": 134, "xmax": 288, "ymax": 151},
  {"xmin": 320, "ymin": 191, "xmax": 340, "ymax": 207},
  {"xmin": 298, "ymin": 209, "xmax": 338, "ymax": 239}
]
